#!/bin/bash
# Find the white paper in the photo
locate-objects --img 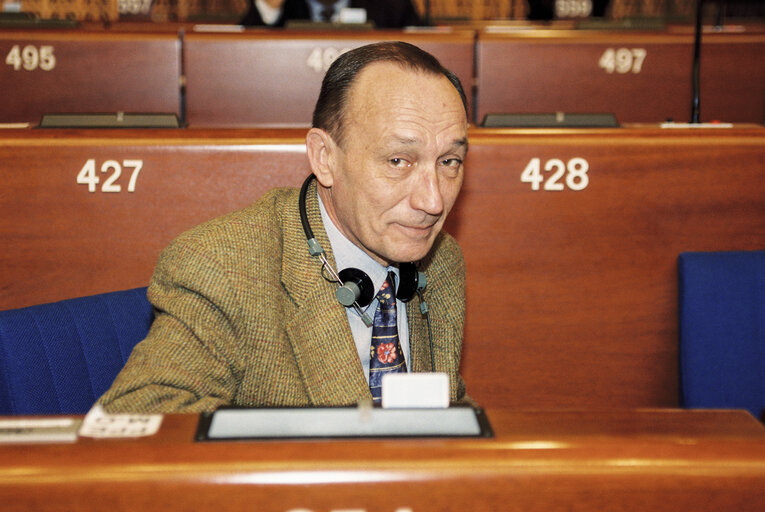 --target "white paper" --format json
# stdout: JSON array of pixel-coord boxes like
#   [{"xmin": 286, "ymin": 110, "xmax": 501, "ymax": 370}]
[
  {"xmin": 79, "ymin": 405, "xmax": 163, "ymax": 438},
  {"xmin": 339, "ymin": 7, "xmax": 367, "ymax": 24},
  {"xmin": 0, "ymin": 417, "xmax": 81, "ymax": 443},
  {"xmin": 382, "ymin": 372, "xmax": 450, "ymax": 409}
]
